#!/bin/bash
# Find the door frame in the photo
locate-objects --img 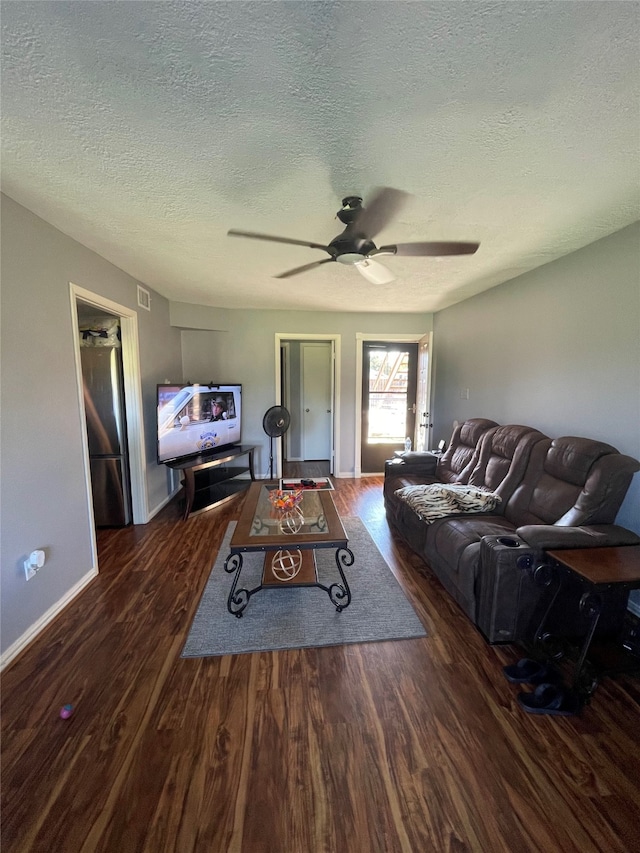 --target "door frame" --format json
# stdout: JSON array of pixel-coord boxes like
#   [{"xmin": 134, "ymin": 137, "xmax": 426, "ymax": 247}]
[
  {"xmin": 280, "ymin": 342, "xmax": 293, "ymax": 461},
  {"xmin": 416, "ymin": 332, "xmax": 434, "ymax": 452},
  {"xmin": 70, "ymin": 284, "xmax": 149, "ymax": 546},
  {"xmin": 275, "ymin": 333, "xmax": 341, "ymax": 478},
  {"xmin": 355, "ymin": 332, "xmax": 428, "ymax": 477}
]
